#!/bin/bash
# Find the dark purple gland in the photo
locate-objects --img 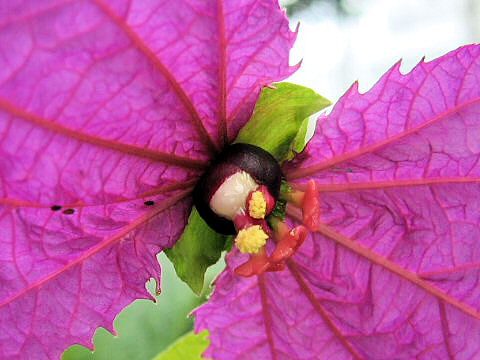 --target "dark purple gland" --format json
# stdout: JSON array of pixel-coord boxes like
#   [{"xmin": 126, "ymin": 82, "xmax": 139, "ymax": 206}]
[
  {"xmin": 194, "ymin": 144, "xmax": 322, "ymax": 278},
  {"xmin": 193, "ymin": 143, "xmax": 282, "ymax": 235}
]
